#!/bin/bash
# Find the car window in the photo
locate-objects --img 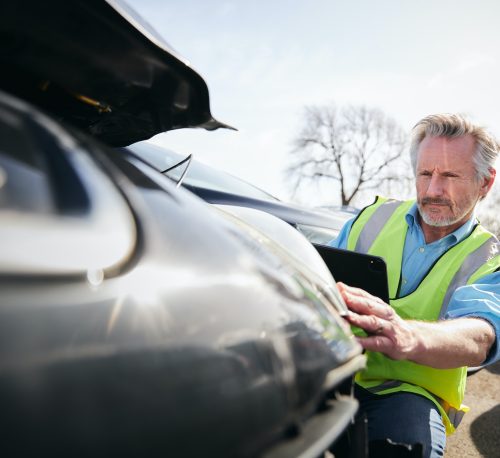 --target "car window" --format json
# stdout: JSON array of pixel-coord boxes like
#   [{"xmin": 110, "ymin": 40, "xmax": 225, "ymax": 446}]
[{"xmin": 128, "ymin": 141, "xmax": 279, "ymax": 201}]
